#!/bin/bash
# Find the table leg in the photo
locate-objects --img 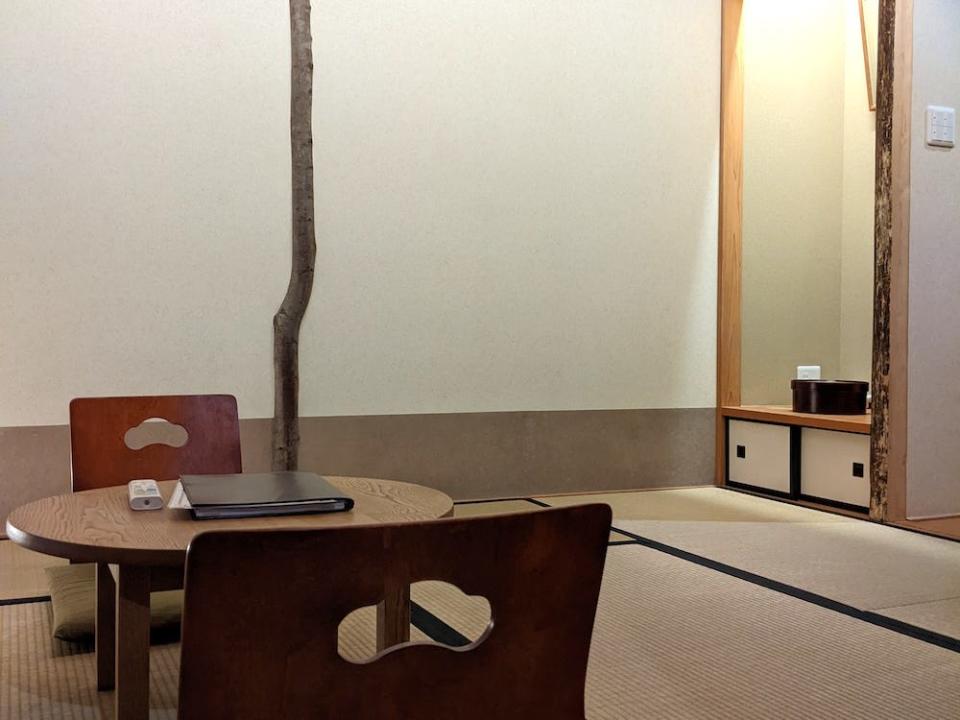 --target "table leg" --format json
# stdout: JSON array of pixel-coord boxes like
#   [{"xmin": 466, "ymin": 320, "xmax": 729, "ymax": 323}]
[
  {"xmin": 376, "ymin": 579, "xmax": 411, "ymax": 651},
  {"xmin": 95, "ymin": 563, "xmax": 116, "ymax": 691},
  {"xmin": 116, "ymin": 565, "xmax": 151, "ymax": 720}
]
